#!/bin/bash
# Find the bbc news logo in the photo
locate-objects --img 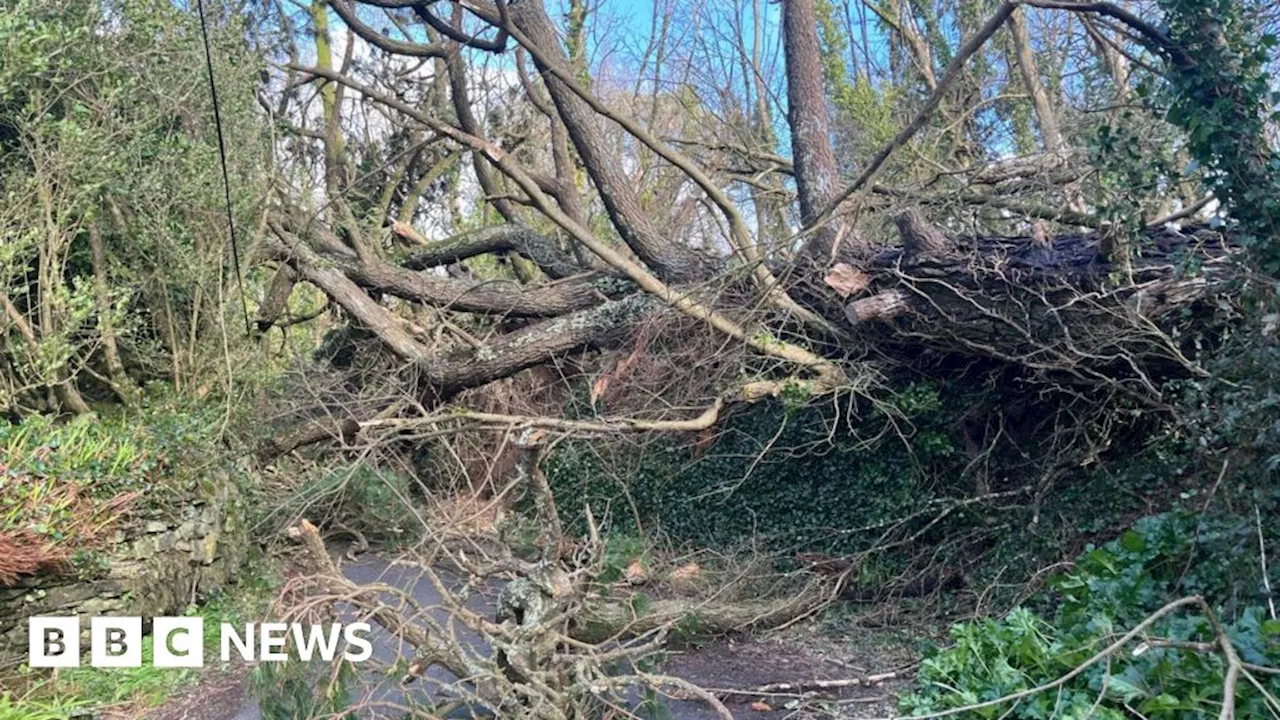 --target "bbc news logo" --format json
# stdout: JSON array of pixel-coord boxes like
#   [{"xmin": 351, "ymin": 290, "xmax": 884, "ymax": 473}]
[{"xmin": 28, "ymin": 617, "xmax": 373, "ymax": 668}]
